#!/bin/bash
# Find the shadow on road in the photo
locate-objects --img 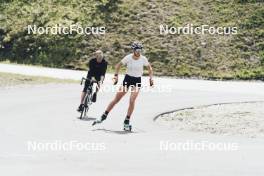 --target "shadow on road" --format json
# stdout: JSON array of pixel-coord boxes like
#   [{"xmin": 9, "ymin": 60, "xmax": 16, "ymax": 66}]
[
  {"xmin": 92, "ymin": 128, "xmax": 136, "ymax": 134},
  {"xmin": 77, "ymin": 116, "xmax": 96, "ymax": 121}
]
